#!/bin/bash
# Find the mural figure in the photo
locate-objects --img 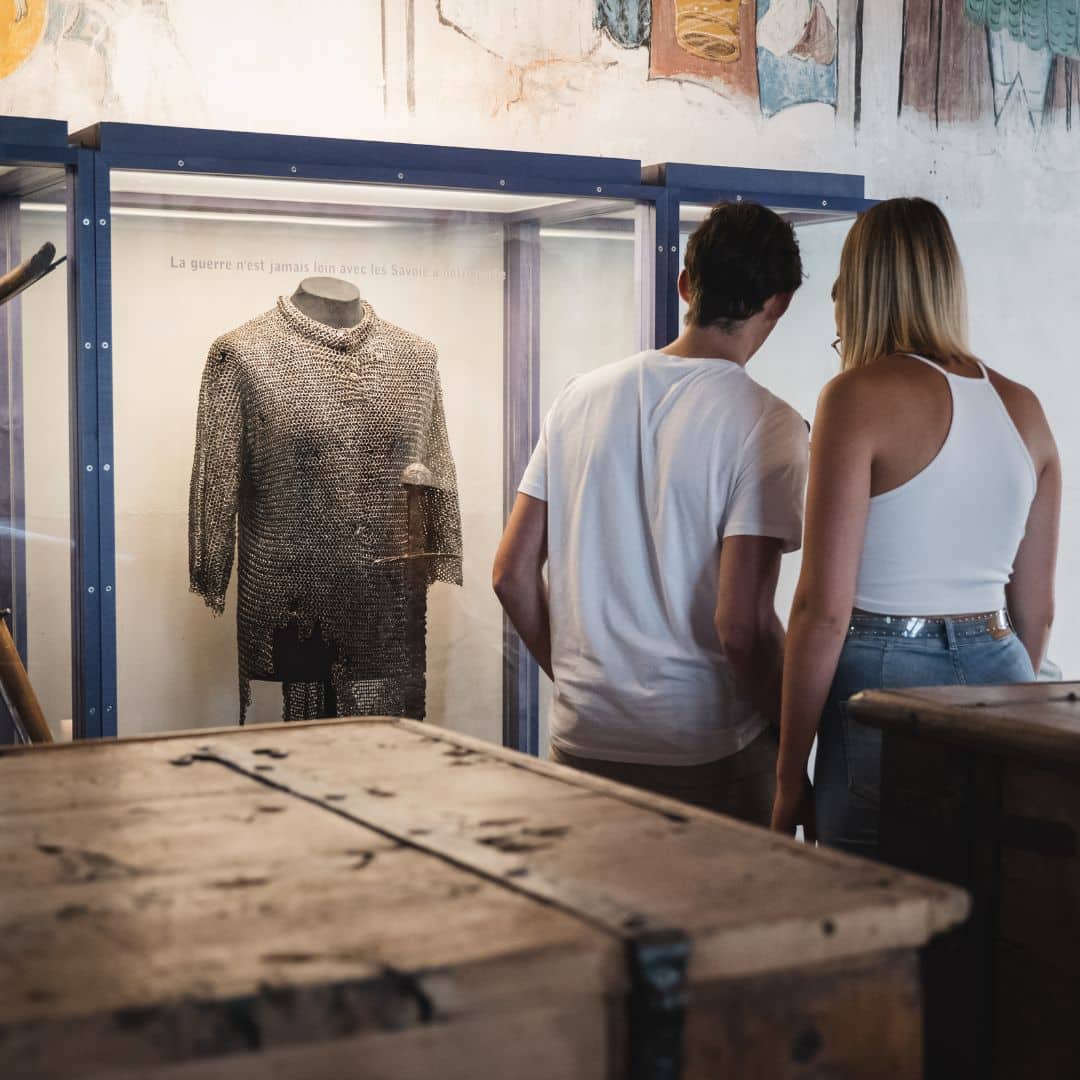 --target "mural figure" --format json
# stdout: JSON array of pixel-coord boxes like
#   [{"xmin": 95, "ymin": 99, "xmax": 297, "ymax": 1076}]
[
  {"xmin": 756, "ymin": 0, "xmax": 838, "ymax": 117},
  {"xmin": 900, "ymin": 0, "xmax": 1080, "ymax": 130},
  {"xmin": 648, "ymin": 0, "xmax": 759, "ymax": 99},
  {"xmin": 965, "ymin": 0, "xmax": 1080, "ymax": 128},
  {"xmin": 674, "ymin": 0, "xmax": 742, "ymax": 62},
  {"xmin": 899, "ymin": 0, "xmax": 992, "ymax": 125},
  {"xmin": 598, "ymin": 0, "xmax": 838, "ymax": 117},
  {"xmin": 0, "ymin": 0, "xmax": 45, "ymax": 80},
  {"xmin": 594, "ymin": 0, "xmax": 651, "ymax": 48}
]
